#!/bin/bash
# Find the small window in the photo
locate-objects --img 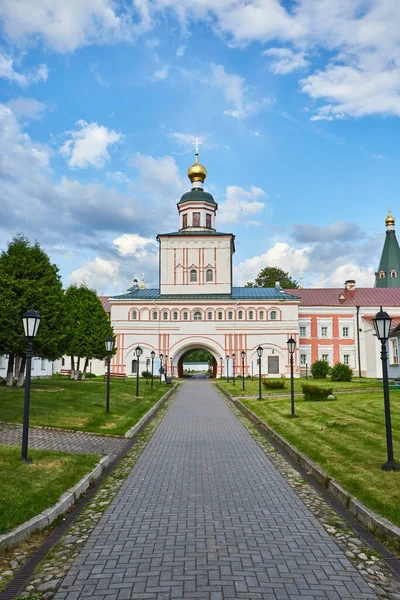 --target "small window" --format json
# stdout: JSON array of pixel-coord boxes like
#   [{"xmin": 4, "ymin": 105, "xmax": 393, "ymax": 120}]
[
  {"xmin": 249, "ymin": 311, "xmax": 254, "ymax": 320},
  {"xmin": 152, "ymin": 311, "xmax": 158, "ymax": 320},
  {"xmin": 163, "ymin": 311, "xmax": 168, "ymax": 320},
  {"xmin": 300, "ymin": 354, "xmax": 307, "ymax": 365},
  {"xmin": 390, "ymin": 339, "xmax": 399, "ymax": 365},
  {"xmin": 61, "ymin": 358, "xmax": 65, "ymax": 367},
  {"xmin": 182, "ymin": 213, "xmax": 188, "ymax": 228},
  {"xmin": 342, "ymin": 326, "xmax": 349, "ymax": 337},
  {"xmin": 132, "ymin": 310, "xmax": 137, "ymax": 320},
  {"xmin": 183, "ymin": 311, "xmax": 188, "ymax": 320},
  {"xmin": 300, "ymin": 326, "xmax": 306, "ymax": 337},
  {"xmin": 41, "ymin": 359, "xmax": 46, "ymax": 371},
  {"xmin": 238, "ymin": 311, "xmax": 243, "ymax": 320},
  {"xmin": 343, "ymin": 354, "xmax": 350, "ymax": 365},
  {"xmin": 207, "ymin": 311, "xmax": 212, "ymax": 320},
  {"xmin": 206, "ymin": 269, "xmax": 213, "ymax": 282},
  {"xmin": 193, "ymin": 212, "xmax": 200, "ymax": 227},
  {"xmin": 379, "ymin": 271, "xmax": 386, "ymax": 279},
  {"xmin": 228, "ymin": 311, "xmax": 233, "ymax": 320},
  {"xmin": 131, "ymin": 359, "xmax": 138, "ymax": 374},
  {"xmin": 218, "ymin": 311, "xmax": 223, "ymax": 320},
  {"xmin": 391, "ymin": 270, "xmax": 397, "ymax": 278},
  {"xmin": 321, "ymin": 326, "xmax": 328, "ymax": 337},
  {"xmin": 270, "ymin": 310, "xmax": 277, "ymax": 320},
  {"xmin": 190, "ymin": 269, "xmax": 197, "ymax": 282},
  {"xmin": 194, "ymin": 311, "xmax": 202, "ymax": 321},
  {"xmin": 321, "ymin": 354, "xmax": 329, "ymax": 363},
  {"xmin": 173, "ymin": 311, "xmax": 178, "ymax": 320},
  {"xmin": 206, "ymin": 213, "xmax": 212, "ymax": 228},
  {"xmin": 259, "ymin": 311, "xmax": 264, "ymax": 320}
]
